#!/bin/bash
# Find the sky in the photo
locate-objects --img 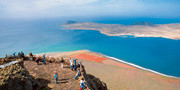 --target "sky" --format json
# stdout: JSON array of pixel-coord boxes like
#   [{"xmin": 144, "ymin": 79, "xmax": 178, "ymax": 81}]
[{"xmin": 0, "ymin": 0, "xmax": 180, "ymax": 19}]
